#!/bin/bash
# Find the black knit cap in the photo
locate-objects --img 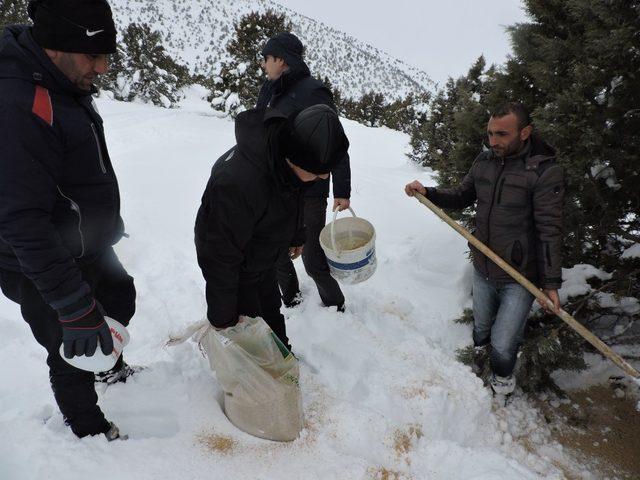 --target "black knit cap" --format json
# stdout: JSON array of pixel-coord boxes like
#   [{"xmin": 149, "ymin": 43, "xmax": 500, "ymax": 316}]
[
  {"xmin": 261, "ymin": 32, "xmax": 304, "ymax": 66},
  {"xmin": 28, "ymin": 0, "xmax": 117, "ymax": 54},
  {"xmin": 284, "ymin": 105, "xmax": 349, "ymax": 174}
]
